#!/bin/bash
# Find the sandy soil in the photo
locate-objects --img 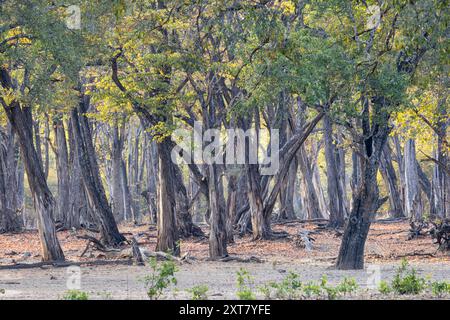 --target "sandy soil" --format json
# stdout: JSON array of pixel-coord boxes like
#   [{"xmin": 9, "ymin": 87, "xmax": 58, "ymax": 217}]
[
  {"xmin": 0, "ymin": 220, "xmax": 449, "ymax": 300},
  {"xmin": 1, "ymin": 261, "xmax": 449, "ymax": 300}
]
